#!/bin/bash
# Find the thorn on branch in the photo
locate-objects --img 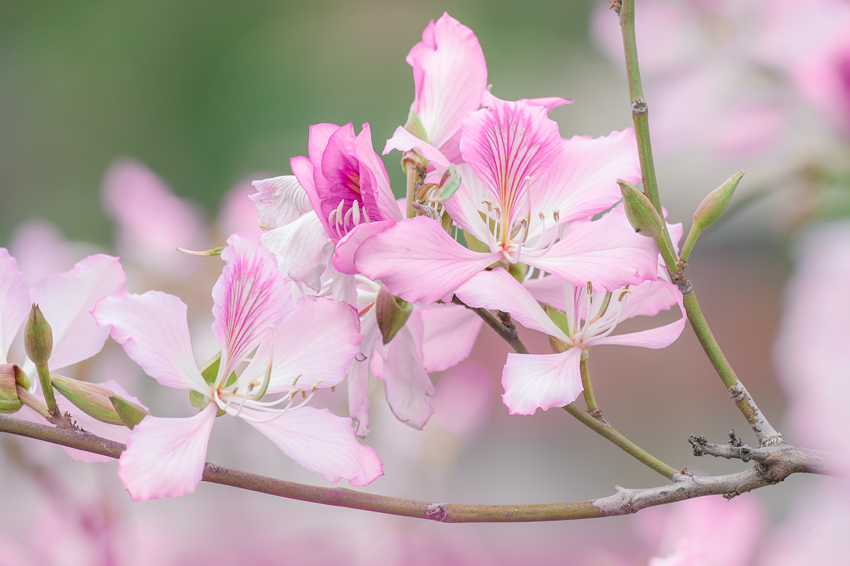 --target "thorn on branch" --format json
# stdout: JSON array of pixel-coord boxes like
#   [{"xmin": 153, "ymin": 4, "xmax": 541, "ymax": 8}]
[{"xmin": 608, "ymin": 0, "xmax": 622, "ymax": 16}]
